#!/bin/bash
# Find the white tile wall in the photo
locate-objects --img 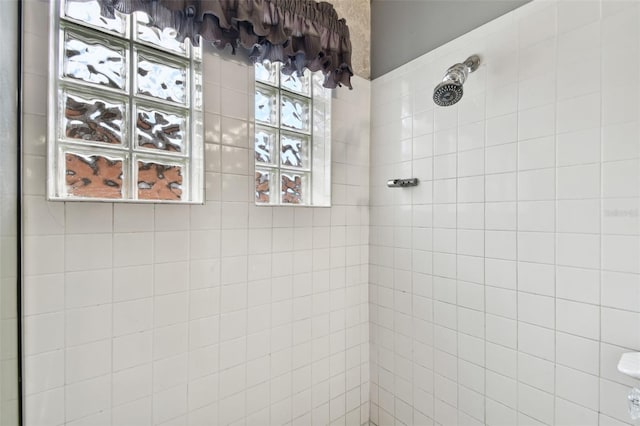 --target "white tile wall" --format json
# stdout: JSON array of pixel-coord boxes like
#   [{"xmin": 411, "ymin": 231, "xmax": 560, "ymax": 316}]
[
  {"xmin": 19, "ymin": 0, "xmax": 640, "ymax": 424},
  {"xmin": 21, "ymin": 2, "xmax": 370, "ymax": 425},
  {"xmin": 370, "ymin": 1, "xmax": 640, "ymax": 425}
]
